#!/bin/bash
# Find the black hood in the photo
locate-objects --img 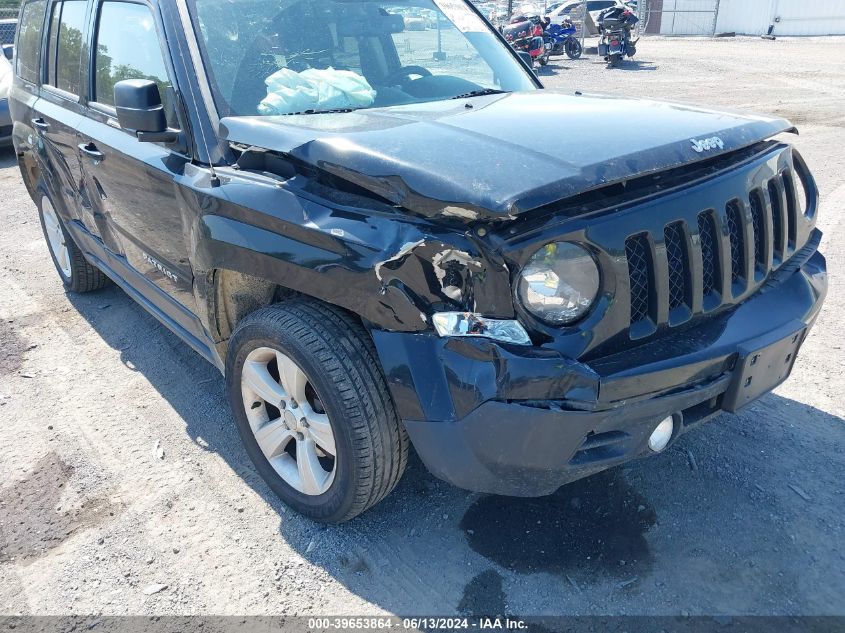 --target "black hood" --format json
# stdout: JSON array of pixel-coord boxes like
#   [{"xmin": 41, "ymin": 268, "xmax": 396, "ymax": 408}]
[{"xmin": 219, "ymin": 91, "xmax": 795, "ymax": 220}]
